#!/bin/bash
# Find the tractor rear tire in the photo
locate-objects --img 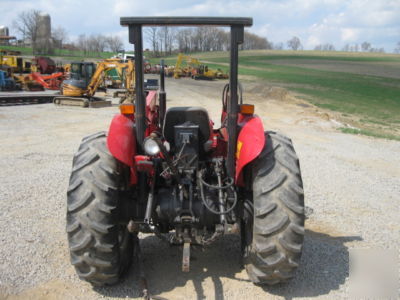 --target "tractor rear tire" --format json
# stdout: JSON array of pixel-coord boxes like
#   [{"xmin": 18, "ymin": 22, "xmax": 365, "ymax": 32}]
[
  {"xmin": 244, "ymin": 131, "xmax": 305, "ymax": 285},
  {"xmin": 66, "ymin": 131, "xmax": 133, "ymax": 286}
]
